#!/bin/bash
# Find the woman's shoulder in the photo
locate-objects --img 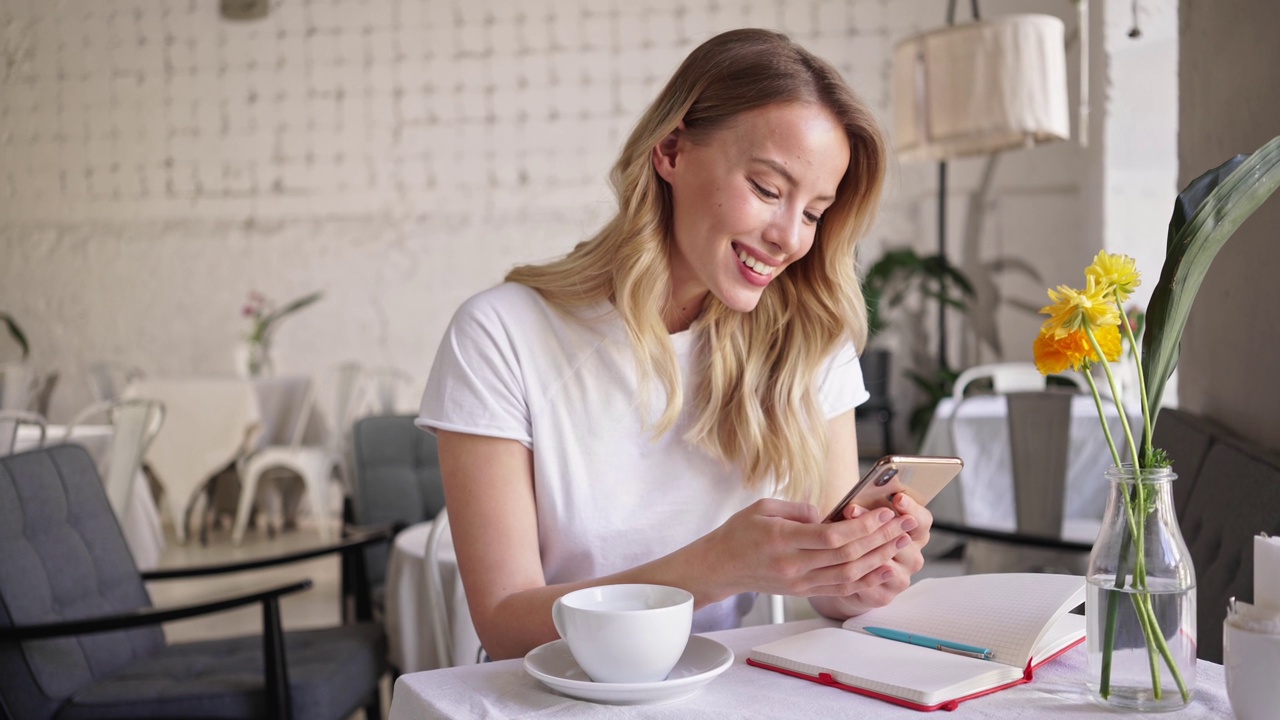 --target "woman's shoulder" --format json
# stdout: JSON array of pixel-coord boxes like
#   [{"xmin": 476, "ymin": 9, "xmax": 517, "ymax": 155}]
[
  {"xmin": 453, "ymin": 283, "xmax": 614, "ymax": 337},
  {"xmin": 450, "ymin": 282, "xmax": 554, "ymax": 328}
]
